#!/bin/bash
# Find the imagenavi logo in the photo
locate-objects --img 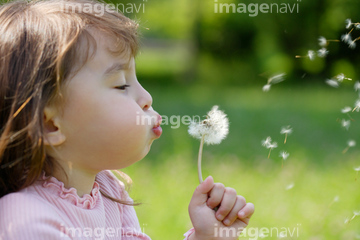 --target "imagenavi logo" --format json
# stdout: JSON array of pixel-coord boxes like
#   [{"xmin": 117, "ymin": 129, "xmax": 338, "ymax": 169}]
[{"xmin": 214, "ymin": 0, "xmax": 301, "ymax": 17}]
